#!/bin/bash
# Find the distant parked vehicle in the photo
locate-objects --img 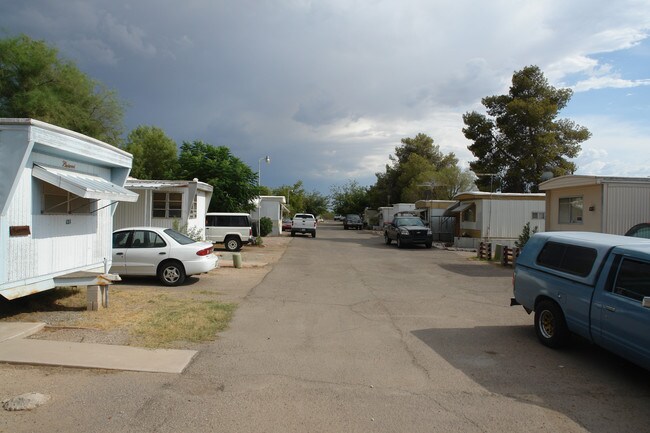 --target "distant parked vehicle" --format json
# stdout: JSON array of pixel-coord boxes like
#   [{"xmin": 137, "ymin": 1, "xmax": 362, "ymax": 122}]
[
  {"xmin": 282, "ymin": 219, "xmax": 292, "ymax": 231},
  {"xmin": 291, "ymin": 213, "xmax": 317, "ymax": 237},
  {"xmin": 625, "ymin": 223, "xmax": 650, "ymax": 239},
  {"xmin": 334, "ymin": 214, "xmax": 344, "ymax": 221},
  {"xmin": 343, "ymin": 214, "xmax": 363, "ymax": 230},
  {"xmin": 205, "ymin": 212, "xmax": 253, "ymax": 251},
  {"xmin": 384, "ymin": 216, "xmax": 432, "ymax": 248},
  {"xmin": 111, "ymin": 227, "xmax": 218, "ymax": 286}
]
